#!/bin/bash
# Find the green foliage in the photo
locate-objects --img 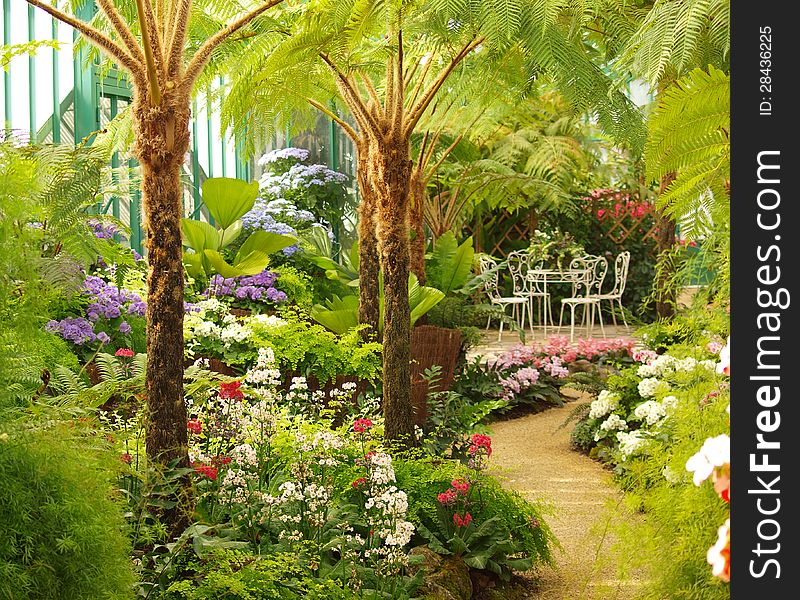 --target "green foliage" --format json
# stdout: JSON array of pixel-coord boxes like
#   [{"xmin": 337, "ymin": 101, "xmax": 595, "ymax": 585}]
[
  {"xmin": 638, "ymin": 309, "xmax": 729, "ymax": 352},
  {"xmin": 392, "ymin": 456, "xmax": 555, "ymax": 578},
  {"xmin": 182, "ymin": 177, "xmax": 296, "ymax": 280},
  {"xmin": 156, "ymin": 549, "xmax": 355, "ymax": 600},
  {"xmin": 0, "ymin": 142, "xmax": 133, "ymax": 410},
  {"xmin": 647, "ymin": 66, "xmax": 730, "ymax": 239},
  {"xmin": 246, "ymin": 312, "xmax": 382, "ymax": 383},
  {"xmin": 426, "ymin": 232, "xmax": 475, "ymax": 296},
  {"xmin": 310, "ymin": 273, "xmax": 445, "ymax": 335},
  {"xmin": 0, "ymin": 424, "xmax": 134, "ymax": 600},
  {"xmin": 615, "ymin": 0, "xmax": 730, "ymax": 87},
  {"xmin": 272, "ymin": 264, "xmax": 315, "ymax": 310}
]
